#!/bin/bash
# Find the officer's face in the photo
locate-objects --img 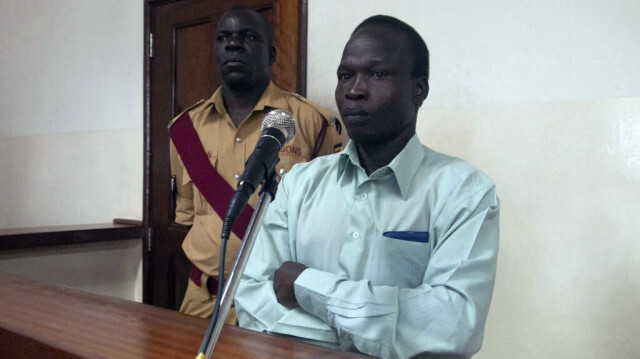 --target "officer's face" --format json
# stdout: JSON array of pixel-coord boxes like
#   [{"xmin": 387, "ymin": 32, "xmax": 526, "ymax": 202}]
[
  {"xmin": 214, "ymin": 10, "xmax": 274, "ymax": 90},
  {"xmin": 335, "ymin": 26, "xmax": 421, "ymax": 146}
]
